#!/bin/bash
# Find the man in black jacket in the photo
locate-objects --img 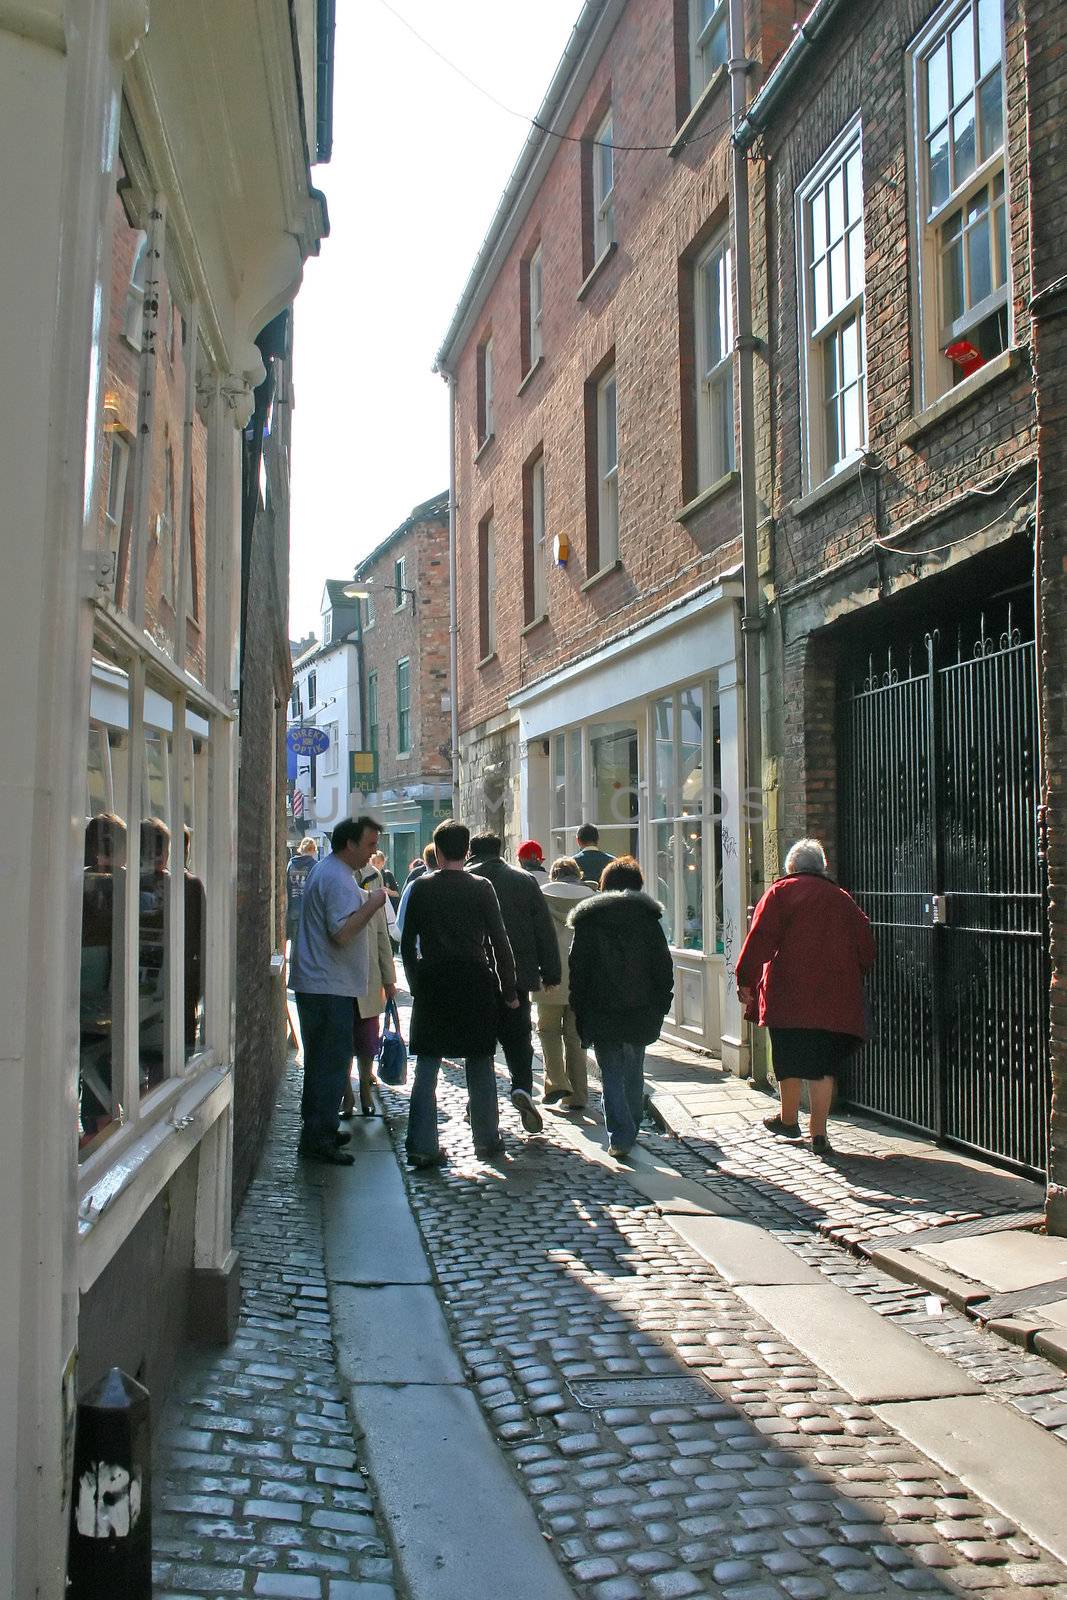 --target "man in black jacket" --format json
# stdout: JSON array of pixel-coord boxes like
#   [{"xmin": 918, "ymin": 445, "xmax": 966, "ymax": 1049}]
[{"xmin": 467, "ymin": 832, "xmax": 561, "ymax": 1132}]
